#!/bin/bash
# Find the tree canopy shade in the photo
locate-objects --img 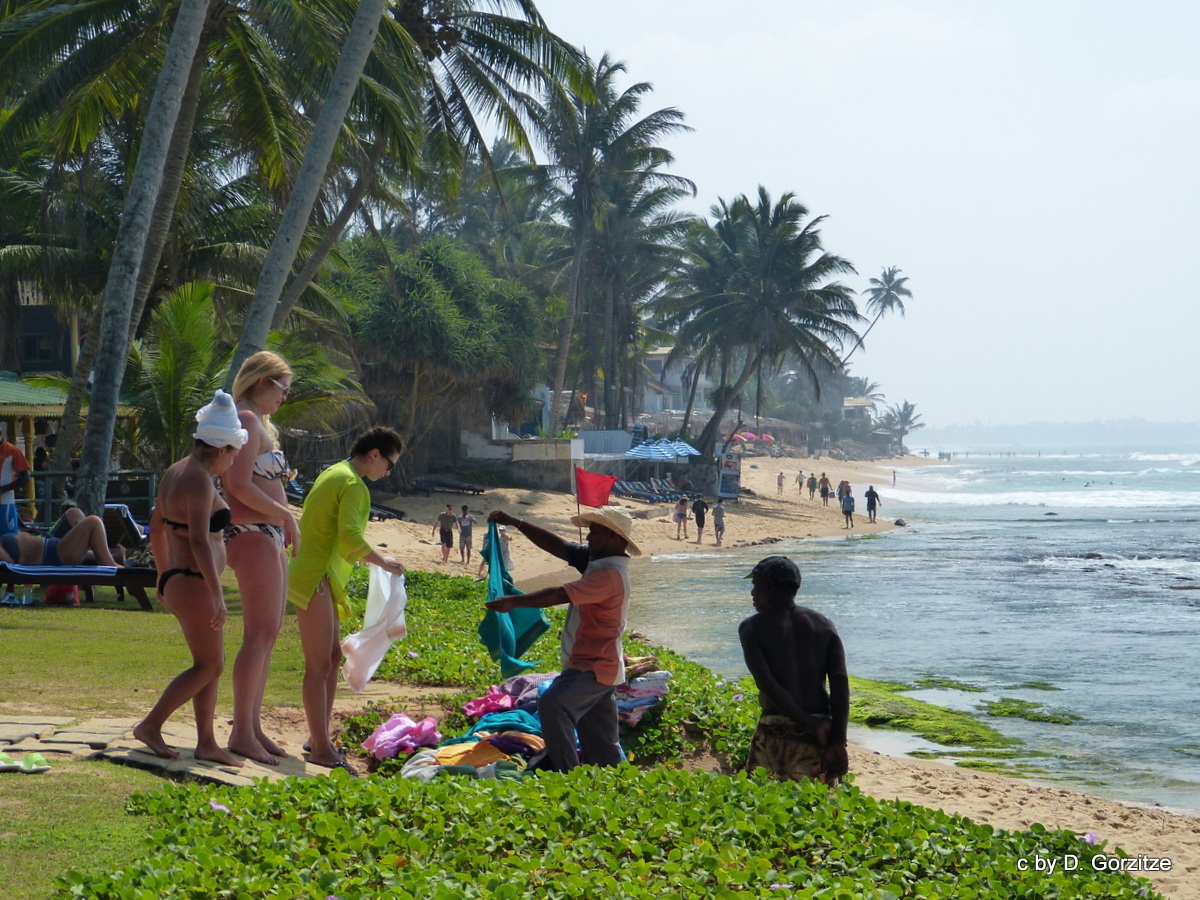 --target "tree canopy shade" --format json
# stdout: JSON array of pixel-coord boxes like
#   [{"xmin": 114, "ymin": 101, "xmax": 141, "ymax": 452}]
[
  {"xmin": 528, "ymin": 52, "xmax": 693, "ymax": 434},
  {"xmin": 340, "ymin": 236, "xmax": 542, "ymax": 470},
  {"xmin": 231, "ymin": 0, "xmax": 589, "ymax": 380},
  {"xmin": 657, "ymin": 187, "xmax": 862, "ymax": 457}
]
